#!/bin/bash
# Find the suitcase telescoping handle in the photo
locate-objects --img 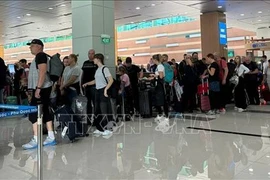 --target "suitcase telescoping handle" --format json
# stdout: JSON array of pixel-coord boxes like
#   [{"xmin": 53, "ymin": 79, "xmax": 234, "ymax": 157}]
[{"xmin": 201, "ymin": 77, "xmax": 209, "ymax": 95}]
